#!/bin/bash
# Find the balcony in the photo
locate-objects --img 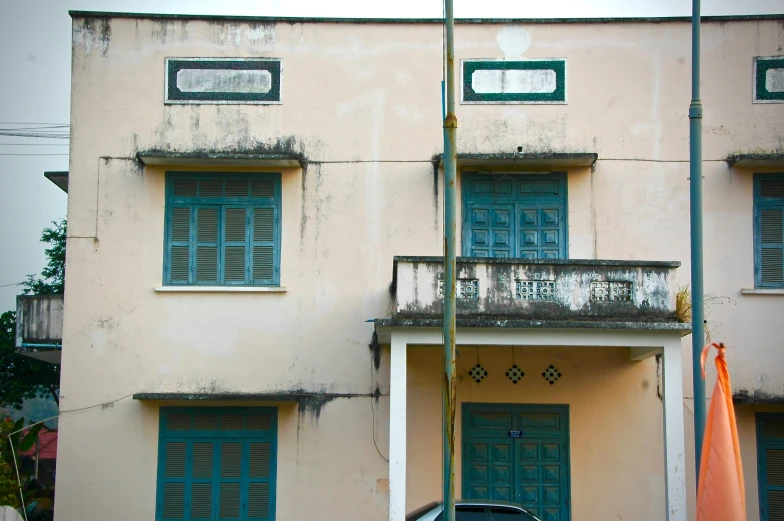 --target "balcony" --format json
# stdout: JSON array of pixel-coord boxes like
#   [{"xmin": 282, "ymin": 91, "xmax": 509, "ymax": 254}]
[
  {"xmin": 382, "ymin": 256, "xmax": 687, "ymax": 330},
  {"xmin": 16, "ymin": 294, "xmax": 63, "ymax": 364}
]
